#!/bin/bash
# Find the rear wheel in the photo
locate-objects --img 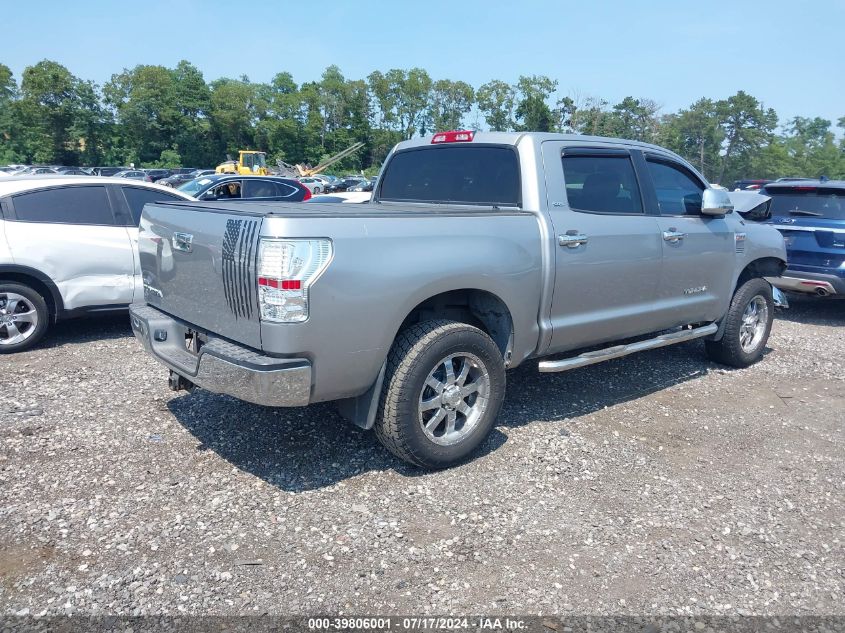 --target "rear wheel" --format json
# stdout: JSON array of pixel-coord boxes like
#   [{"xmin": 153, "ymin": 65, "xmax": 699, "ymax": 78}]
[
  {"xmin": 313, "ymin": 186, "xmax": 321, "ymax": 194},
  {"xmin": 374, "ymin": 320, "xmax": 506, "ymax": 469},
  {"xmin": 0, "ymin": 283, "xmax": 50, "ymax": 353},
  {"xmin": 705, "ymin": 277, "xmax": 773, "ymax": 368}
]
